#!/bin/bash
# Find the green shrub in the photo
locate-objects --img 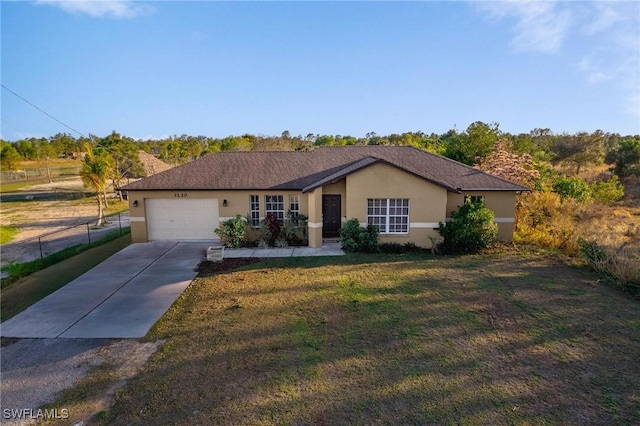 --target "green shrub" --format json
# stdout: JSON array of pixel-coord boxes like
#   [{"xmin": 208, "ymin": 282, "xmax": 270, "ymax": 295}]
[
  {"xmin": 214, "ymin": 215, "xmax": 246, "ymax": 248},
  {"xmin": 578, "ymin": 237, "xmax": 608, "ymax": 264},
  {"xmin": 283, "ymin": 212, "xmax": 308, "ymax": 246},
  {"xmin": 590, "ymin": 176, "xmax": 624, "ymax": 205},
  {"xmin": 339, "ymin": 219, "xmax": 379, "ymax": 253},
  {"xmin": 379, "ymin": 242, "xmax": 425, "ymax": 254},
  {"xmin": 379, "ymin": 242, "xmax": 404, "ymax": 253},
  {"xmin": 552, "ymin": 176, "xmax": 591, "ymax": 203},
  {"xmin": 438, "ymin": 201, "xmax": 498, "ymax": 254},
  {"xmin": 260, "ymin": 214, "xmax": 281, "ymax": 246}
]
